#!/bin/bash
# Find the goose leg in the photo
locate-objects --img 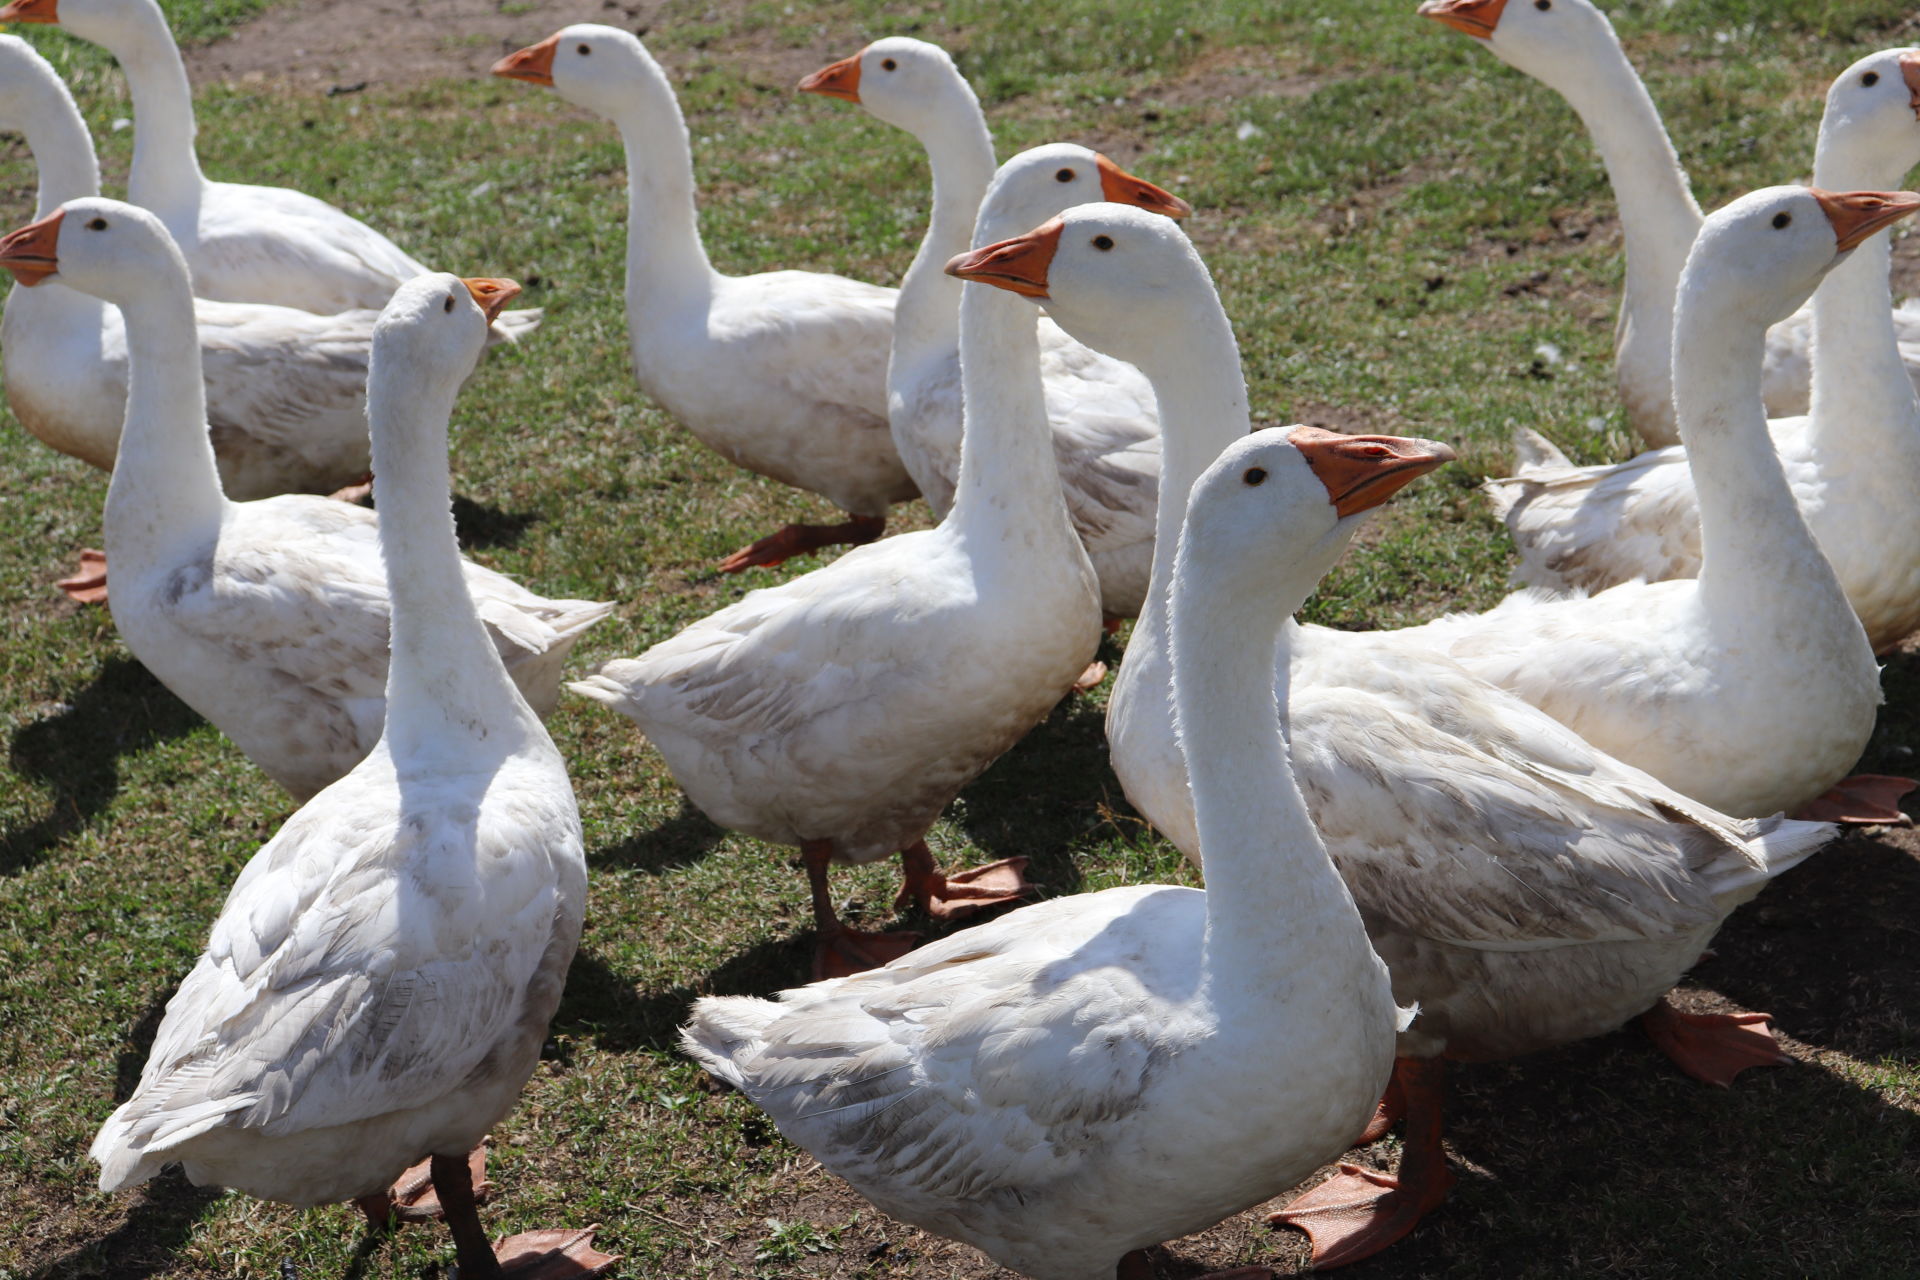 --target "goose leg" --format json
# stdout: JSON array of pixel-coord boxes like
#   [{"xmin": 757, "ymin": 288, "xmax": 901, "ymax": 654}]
[
  {"xmin": 1353, "ymin": 1065, "xmax": 1408, "ymax": 1146},
  {"xmin": 1790, "ymin": 774, "xmax": 1915, "ymax": 826},
  {"xmin": 358, "ymin": 1145, "xmax": 492, "ymax": 1227},
  {"xmin": 893, "ymin": 840, "xmax": 1031, "ymax": 921},
  {"xmin": 717, "ymin": 512, "xmax": 886, "ymax": 573},
  {"xmin": 429, "ymin": 1152, "xmax": 618, "ymax": 1280},
  {"xmin": 1268, "ymin": 1056, "xmax": 1453, "ymax": 1269},
  {"xmin": 327, "ymin": 472, "xmax": 375, "ymax": 504},
  {"xmin": 803, "ymin": 839, "xmax": 921, "ymax": 980},
  {"xmin": 1639, "ymin": 997, "xmax": 1792, "ymax": 1087},
  {"xmin": 56, "ymin": 548, "xmax": 107, "ymax": 603}
]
